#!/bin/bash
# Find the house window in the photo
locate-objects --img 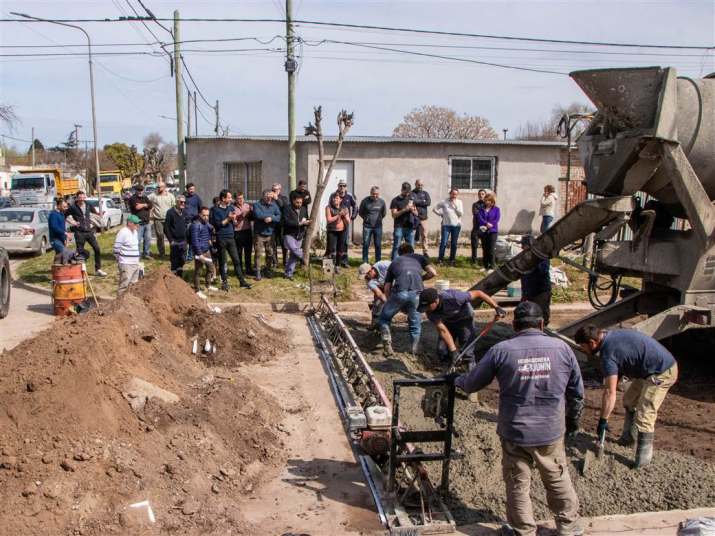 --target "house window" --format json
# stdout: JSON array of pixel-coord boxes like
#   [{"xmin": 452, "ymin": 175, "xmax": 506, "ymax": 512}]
[
  {"xmin": 224, "ymin": 161, "xmax": 262, "ymax": 201},
  {"xmin": 449, "ymin": 157, "xmax": 496, "ymax": 191}
]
